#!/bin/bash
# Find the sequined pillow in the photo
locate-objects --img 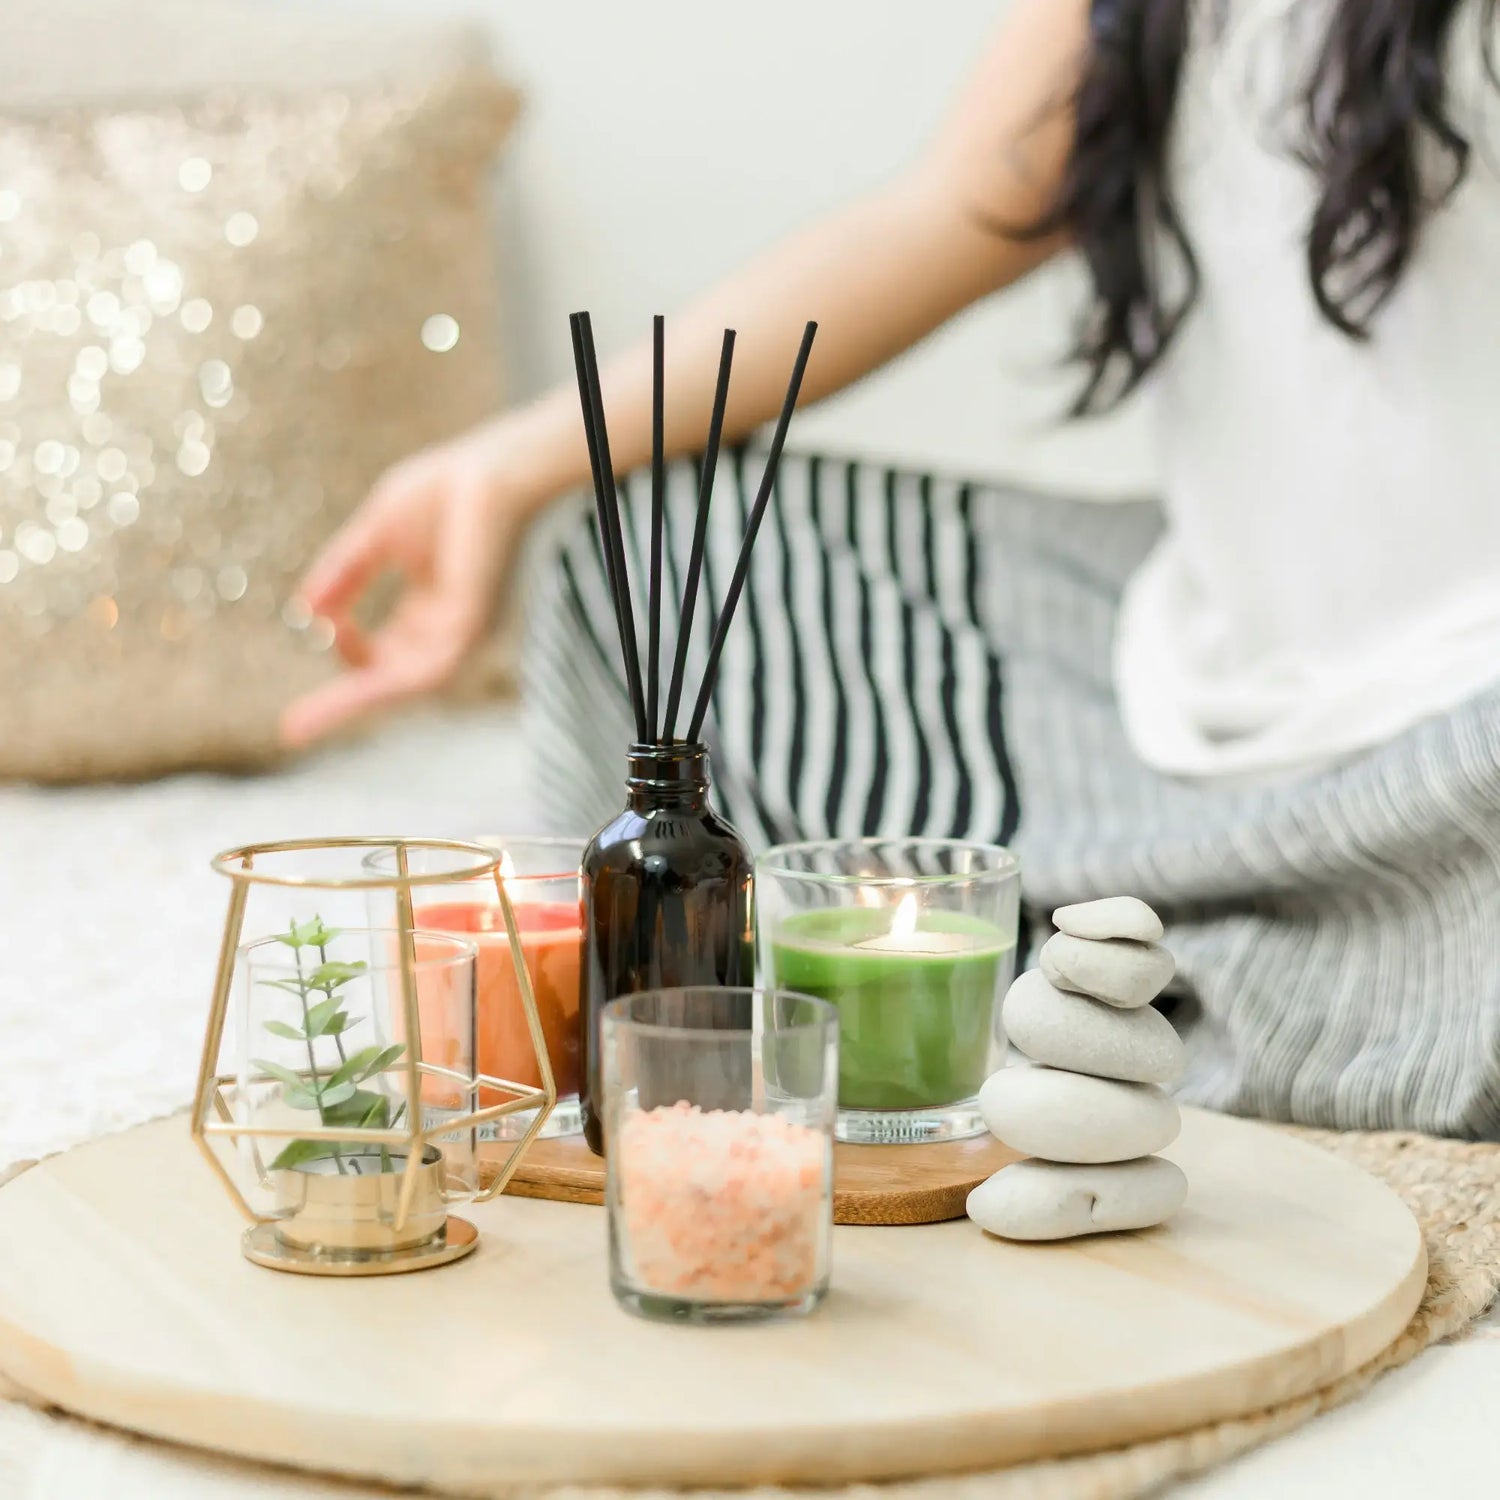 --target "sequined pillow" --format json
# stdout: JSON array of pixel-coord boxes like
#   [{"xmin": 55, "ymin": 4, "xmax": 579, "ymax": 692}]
[{"xmin": 0, "ymin": 72, "xmax": 513, "ymax": 780}]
